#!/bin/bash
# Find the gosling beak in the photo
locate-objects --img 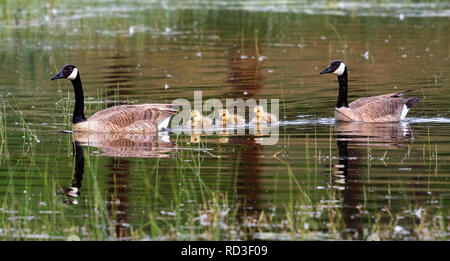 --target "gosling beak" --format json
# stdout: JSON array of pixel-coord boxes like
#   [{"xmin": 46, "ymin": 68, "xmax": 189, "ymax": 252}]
[
  {"xmin": 319, "ymin": 66, "xmax": 333, "ymax": 74},
  {"xmin": 51, "ymin": 71, "xmax": 64, "ymax": 80}
]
